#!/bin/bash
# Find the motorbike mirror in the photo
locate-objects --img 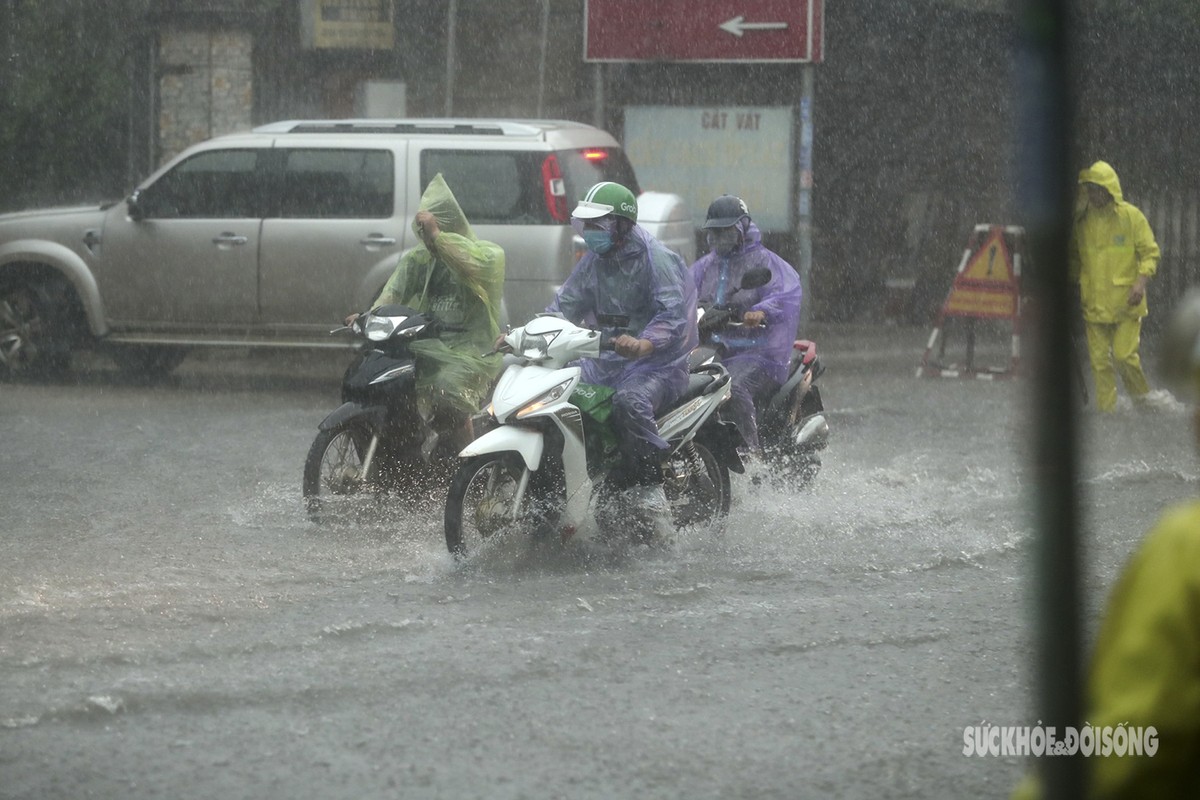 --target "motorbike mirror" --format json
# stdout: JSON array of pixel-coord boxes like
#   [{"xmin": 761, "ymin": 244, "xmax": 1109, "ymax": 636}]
[
  {"xmin": 738, "ymin": 267, "xmax": 772, "ymax": 291},
  {"xmin": 127, "ymin": 190, "xmax": 146, "ymax": 221}
]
